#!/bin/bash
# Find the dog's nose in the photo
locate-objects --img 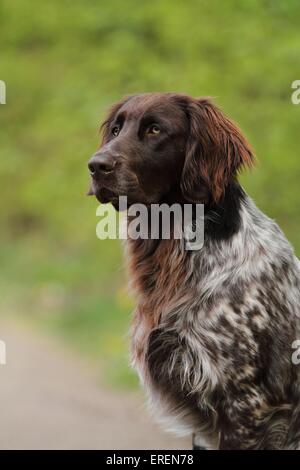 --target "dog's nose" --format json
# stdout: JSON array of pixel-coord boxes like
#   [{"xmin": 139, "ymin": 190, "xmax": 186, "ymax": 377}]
[{"xmin": 88, "ymin": 153, "xmax": 116, "ymax": 177}]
